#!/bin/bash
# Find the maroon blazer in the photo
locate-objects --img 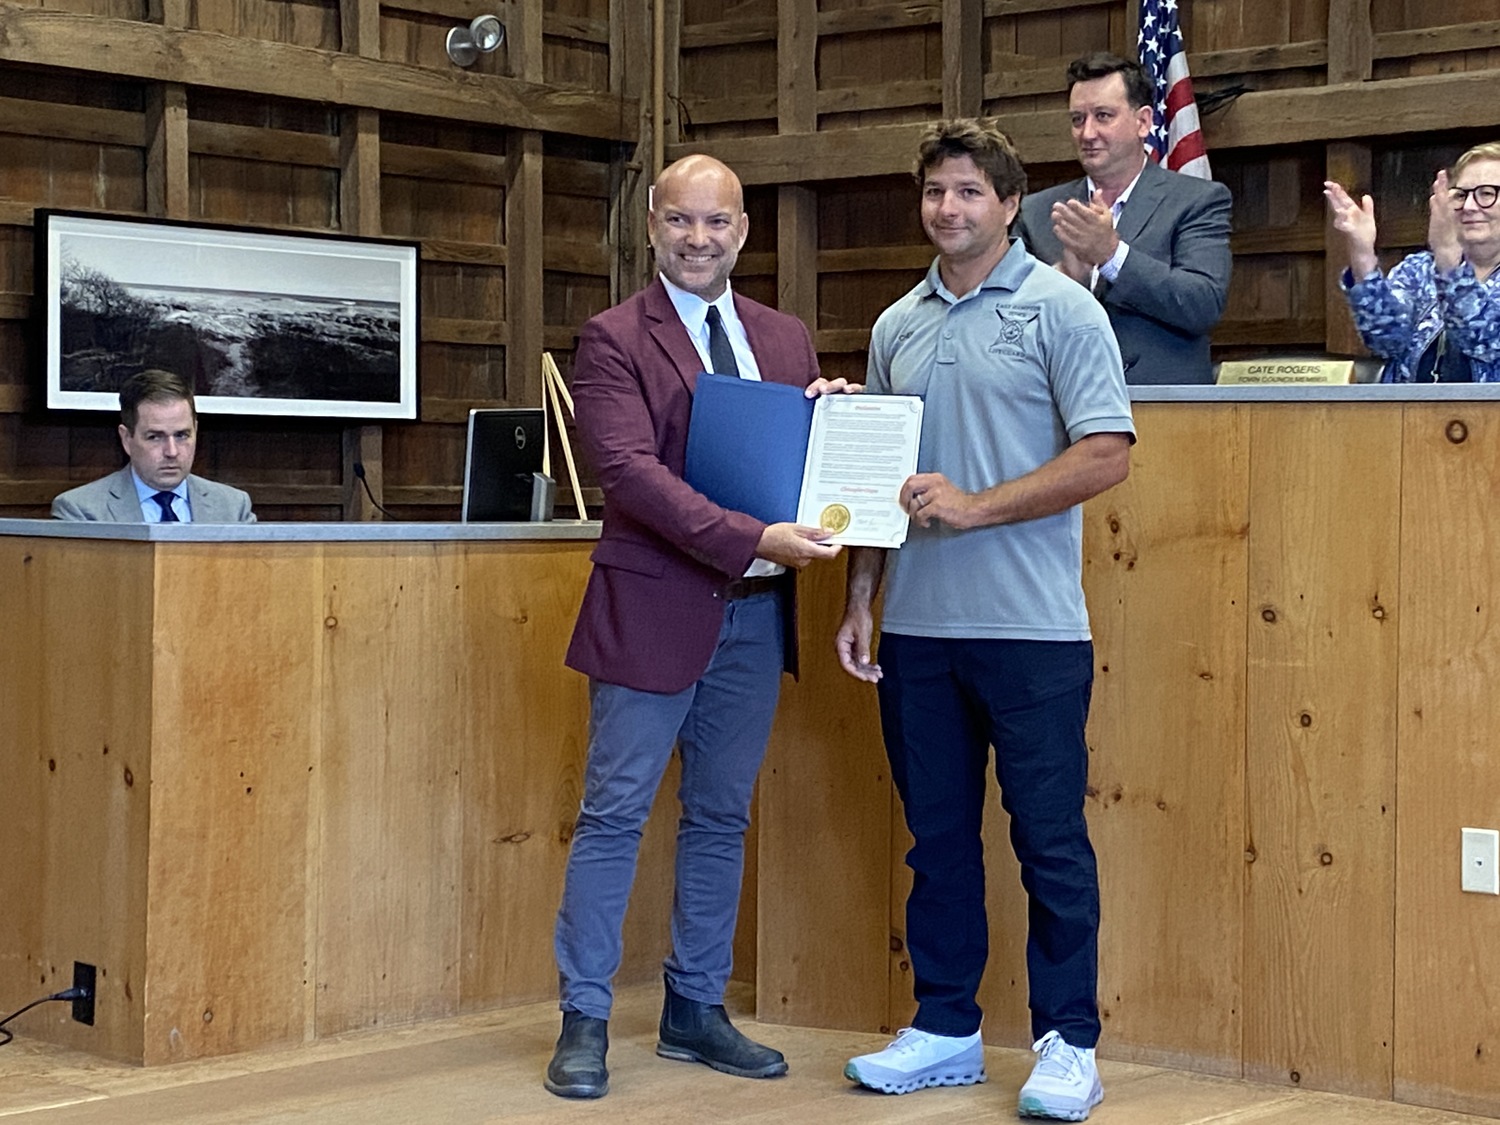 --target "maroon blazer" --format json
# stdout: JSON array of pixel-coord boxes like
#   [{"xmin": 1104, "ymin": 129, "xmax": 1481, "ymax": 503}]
[{"xmin": 565, "ymin": 279, "xmax": 821, "ymax": 694}]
